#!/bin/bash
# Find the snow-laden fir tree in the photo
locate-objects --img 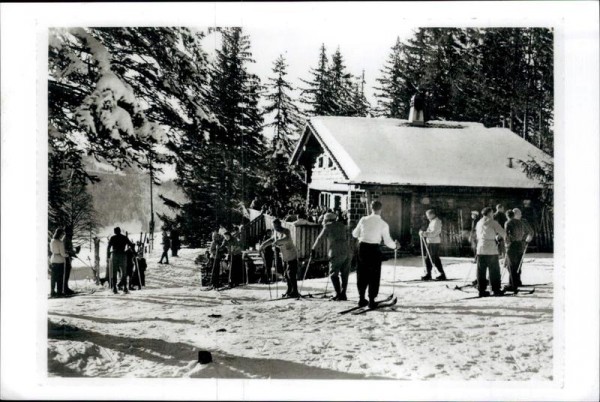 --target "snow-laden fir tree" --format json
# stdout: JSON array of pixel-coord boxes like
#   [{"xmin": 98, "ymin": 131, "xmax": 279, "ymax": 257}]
[
  {"xmin": 170, "ymin": 27, "xmax": 265, "ymax": 245},
  {"xmin": 48, "ymin": 27, "xmax": 216, "ymax": 241}
]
